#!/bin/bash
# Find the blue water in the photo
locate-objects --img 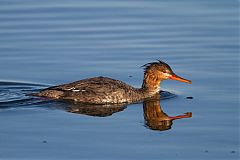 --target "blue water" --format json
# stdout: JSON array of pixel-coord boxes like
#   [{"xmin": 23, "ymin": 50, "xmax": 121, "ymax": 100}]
[{"xmin": 0, "ymin": 0, "xmax": 239, "ymax": 160}]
